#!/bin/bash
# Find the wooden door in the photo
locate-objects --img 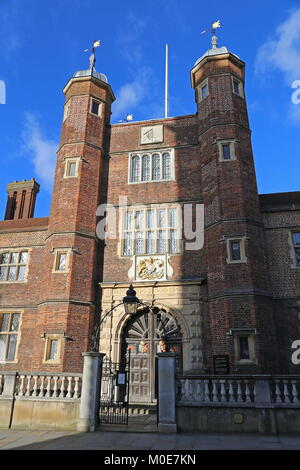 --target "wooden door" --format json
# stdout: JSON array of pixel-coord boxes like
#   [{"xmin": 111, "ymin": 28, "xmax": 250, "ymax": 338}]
[{"xmin": 122, "ymin": 309, "xmax": 182, "ymax": 404}]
